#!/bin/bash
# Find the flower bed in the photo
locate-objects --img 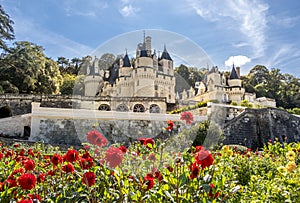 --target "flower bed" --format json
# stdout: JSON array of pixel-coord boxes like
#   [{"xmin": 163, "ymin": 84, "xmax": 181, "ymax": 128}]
[{"xmin": 0, "ymin": 112, "xmax": 299, "ymax": 202}]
